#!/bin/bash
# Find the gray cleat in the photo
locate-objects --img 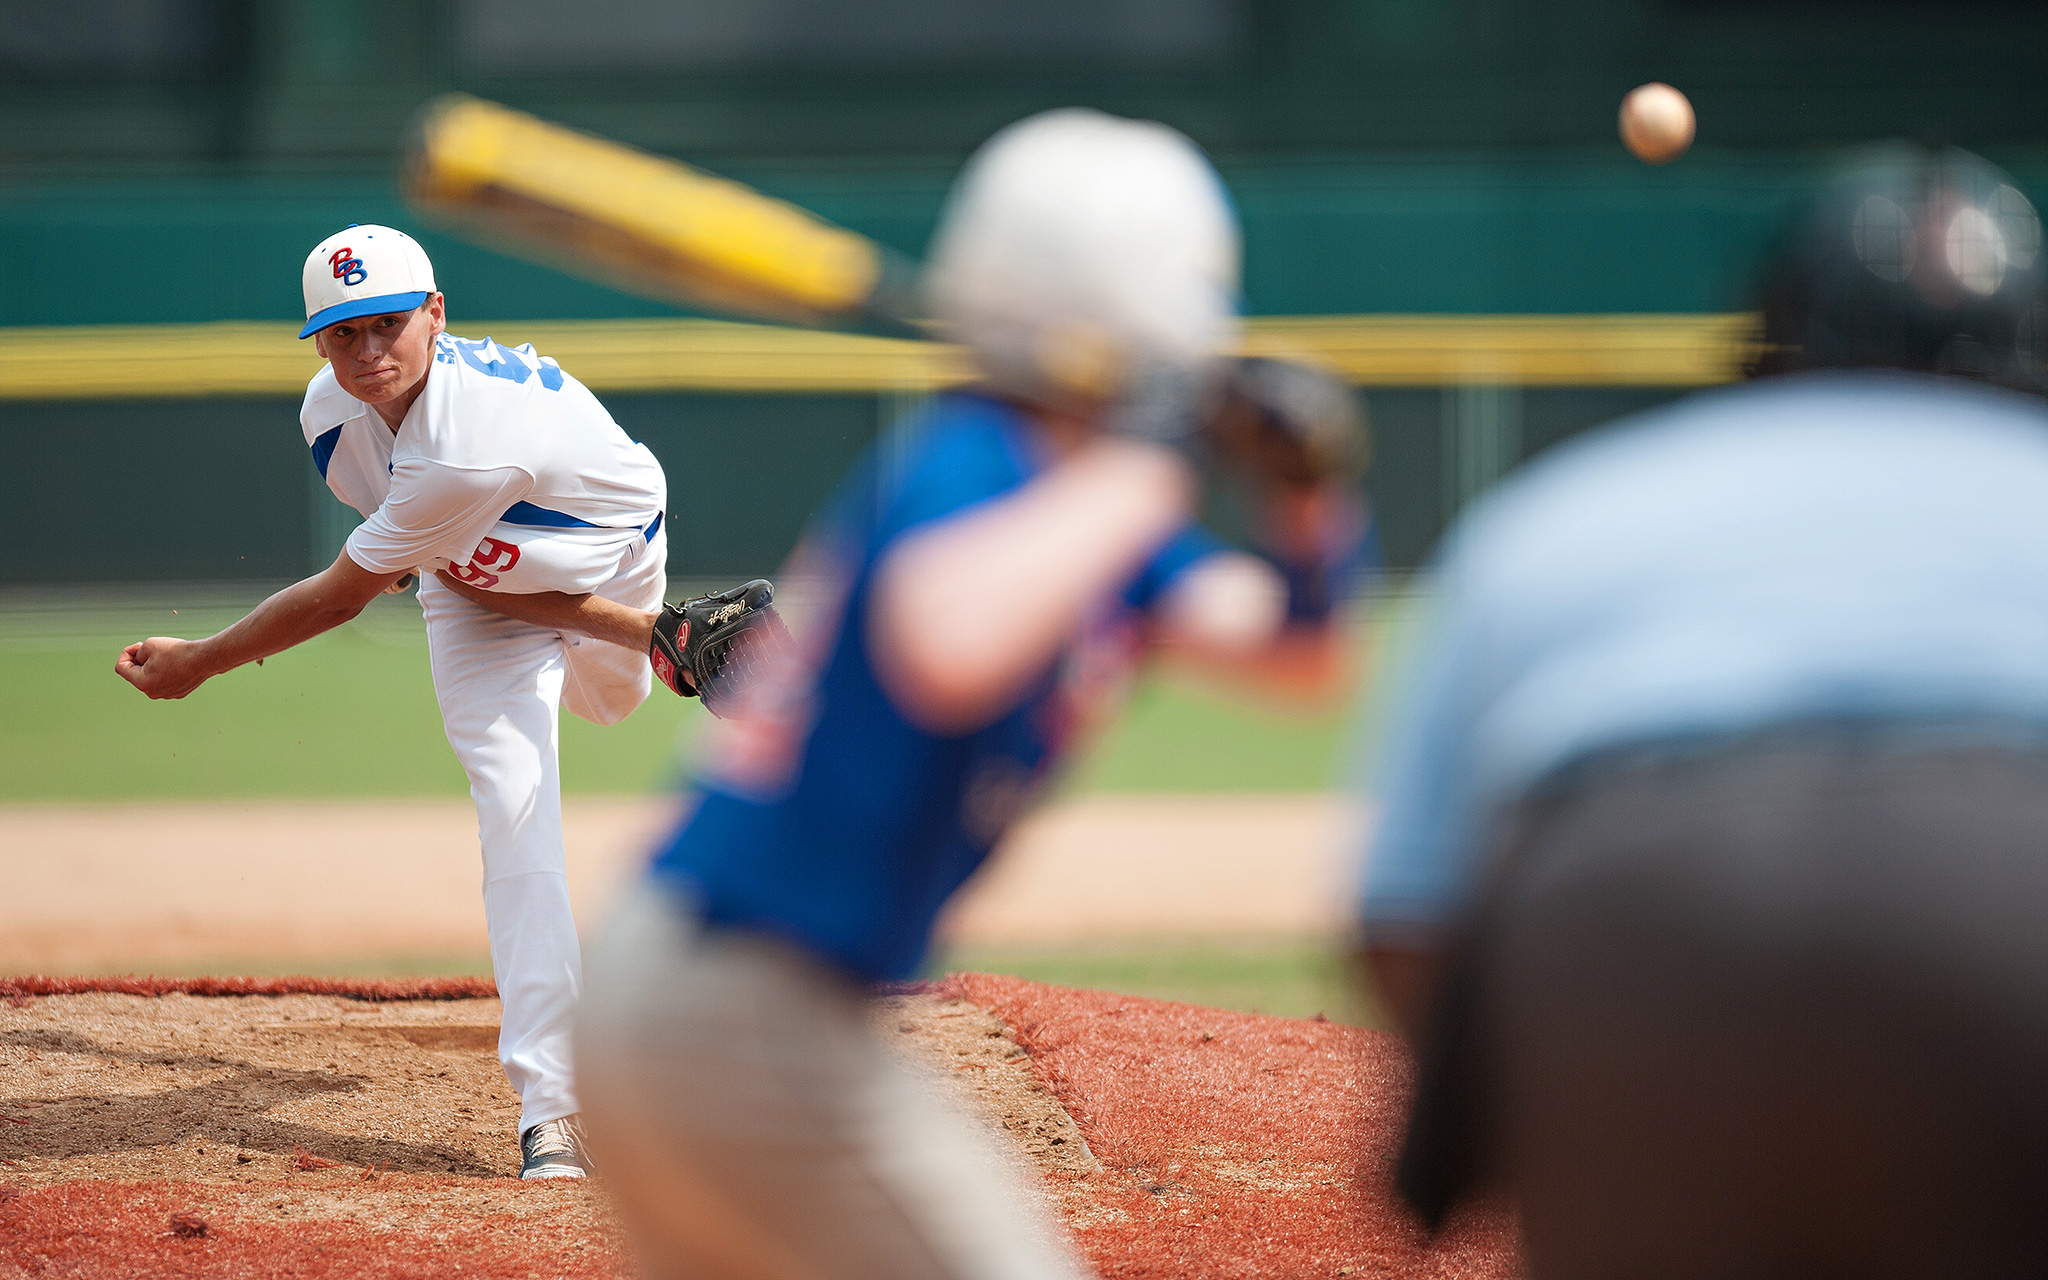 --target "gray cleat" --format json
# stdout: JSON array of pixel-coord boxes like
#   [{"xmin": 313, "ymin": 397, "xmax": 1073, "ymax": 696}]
[{"xmin": 519, "ymin": 1114, "xmax": 593, "ymax": 1180}]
